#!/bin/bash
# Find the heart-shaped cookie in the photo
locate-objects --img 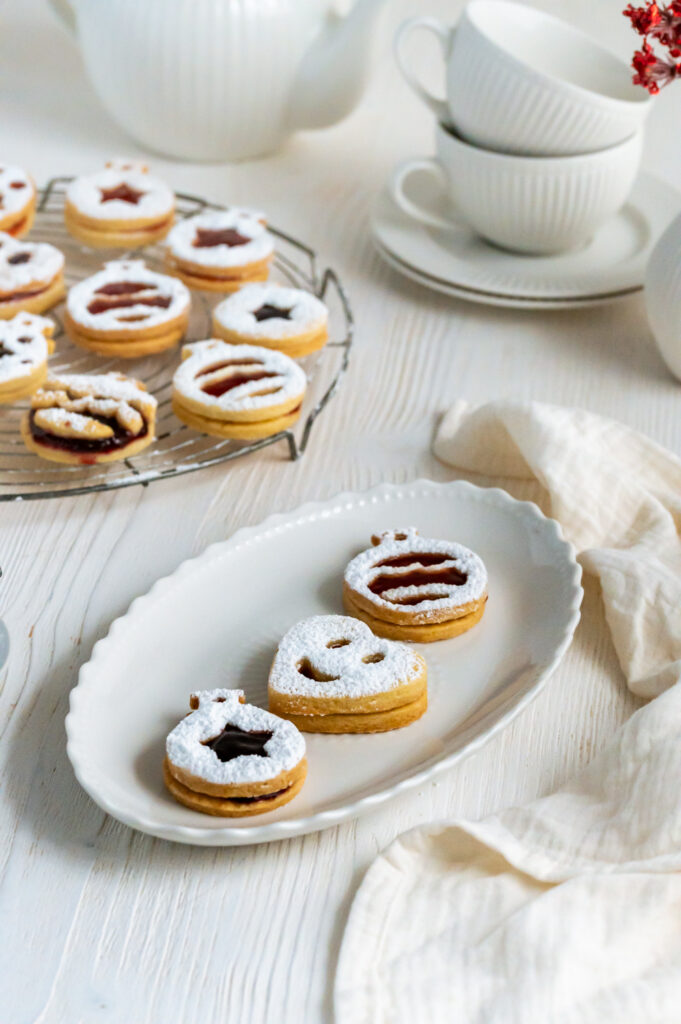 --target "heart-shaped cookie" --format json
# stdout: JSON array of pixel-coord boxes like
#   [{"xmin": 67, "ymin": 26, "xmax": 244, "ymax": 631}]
[{"xmin": 268, "ymin": 614, "xmax": 427, "ymax": 733}]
